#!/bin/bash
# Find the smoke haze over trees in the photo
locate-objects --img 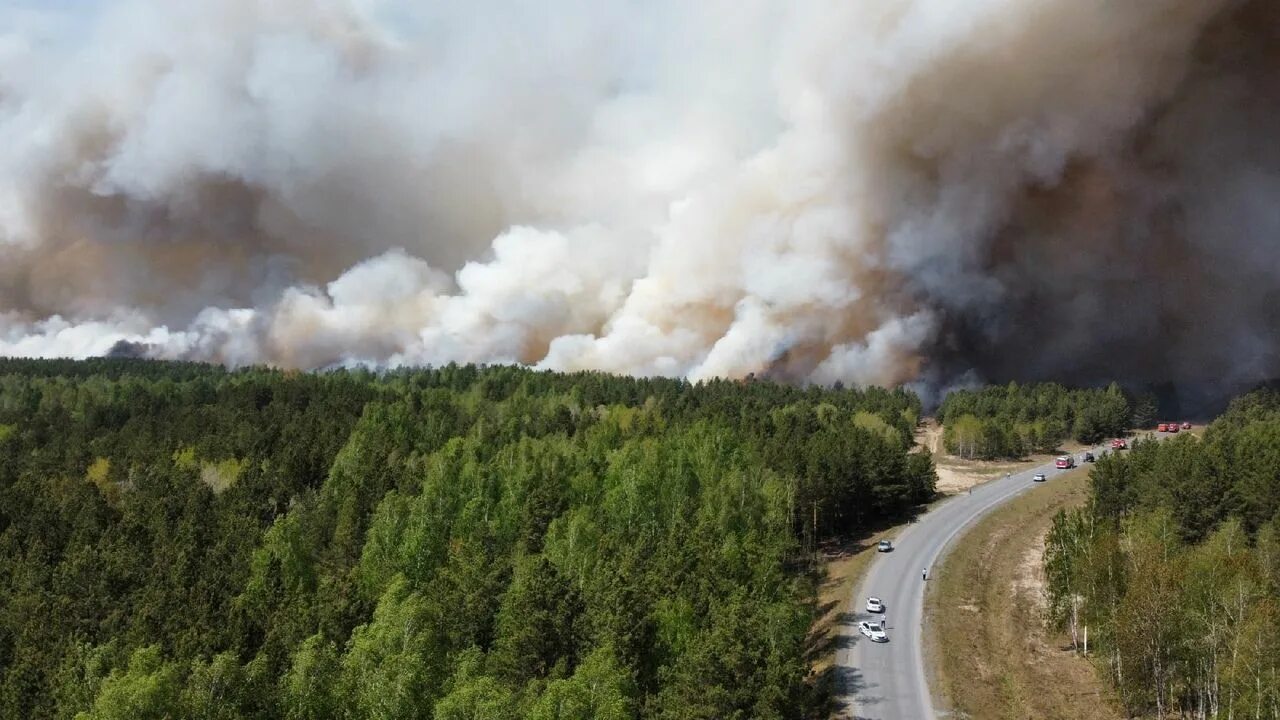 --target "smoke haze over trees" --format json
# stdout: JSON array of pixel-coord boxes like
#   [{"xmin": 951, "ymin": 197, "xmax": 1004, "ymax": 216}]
[{"xmin": 1, "ymin": 0, "xmax": 1280, "ymax": 394}]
